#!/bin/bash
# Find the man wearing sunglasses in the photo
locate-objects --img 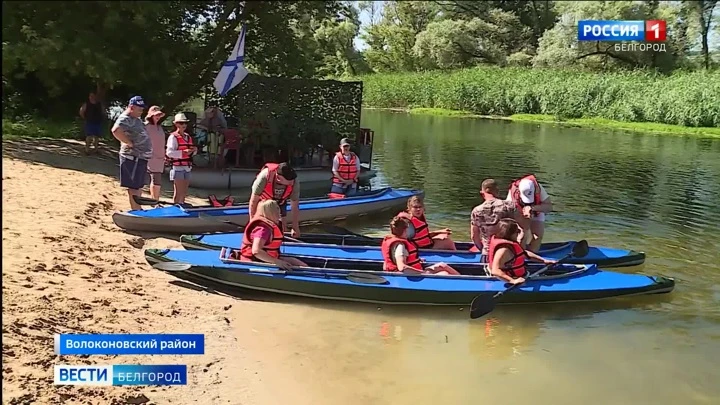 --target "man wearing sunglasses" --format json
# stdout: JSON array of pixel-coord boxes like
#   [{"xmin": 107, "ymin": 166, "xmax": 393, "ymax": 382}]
[{"xmin": 330, "ymin": 138, "xmax": 361, "ymax": 197}]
